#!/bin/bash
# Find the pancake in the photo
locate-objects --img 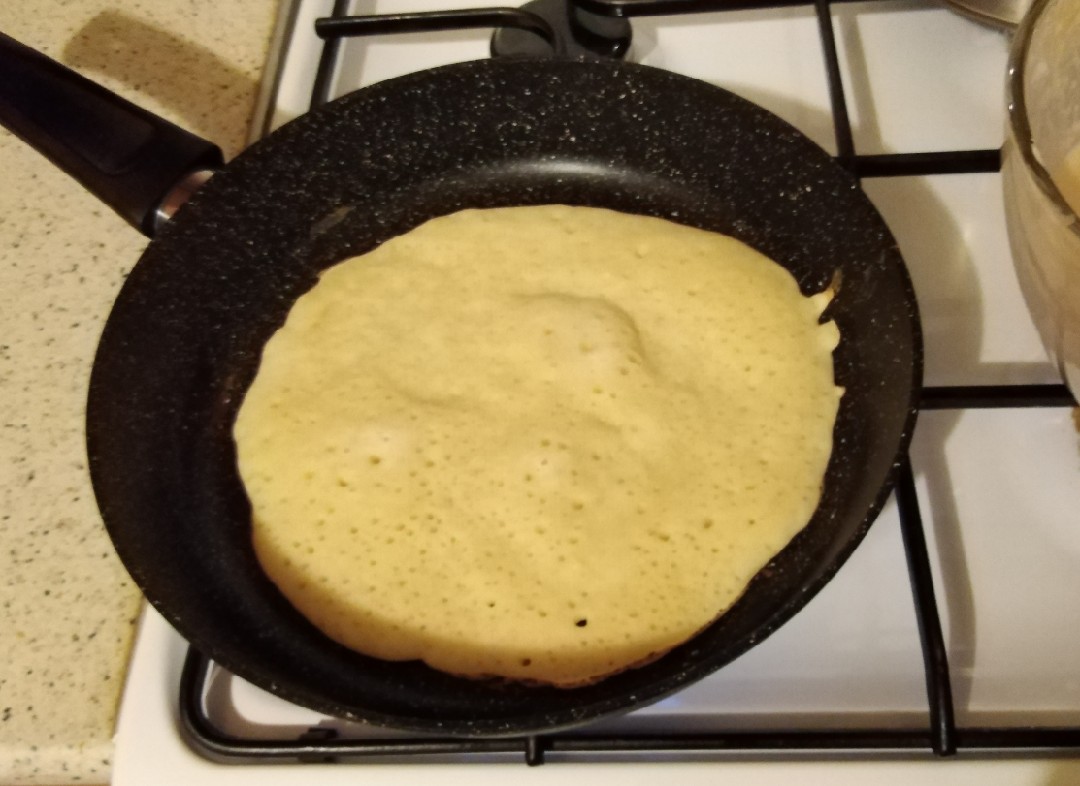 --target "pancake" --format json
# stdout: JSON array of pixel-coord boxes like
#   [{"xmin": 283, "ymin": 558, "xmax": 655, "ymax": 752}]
[{"xmin": 233, "ymin": 205, "xmax": 842, "ymax": 687}]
